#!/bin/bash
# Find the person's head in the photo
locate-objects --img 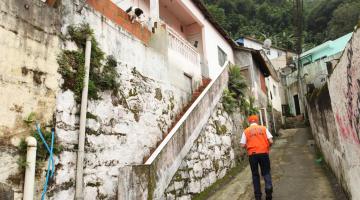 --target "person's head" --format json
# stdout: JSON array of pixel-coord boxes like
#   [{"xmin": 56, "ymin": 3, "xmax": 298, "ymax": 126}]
[{"xmin": 248, "ymin": 115, "xmax": 259, "ymax": 124}]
